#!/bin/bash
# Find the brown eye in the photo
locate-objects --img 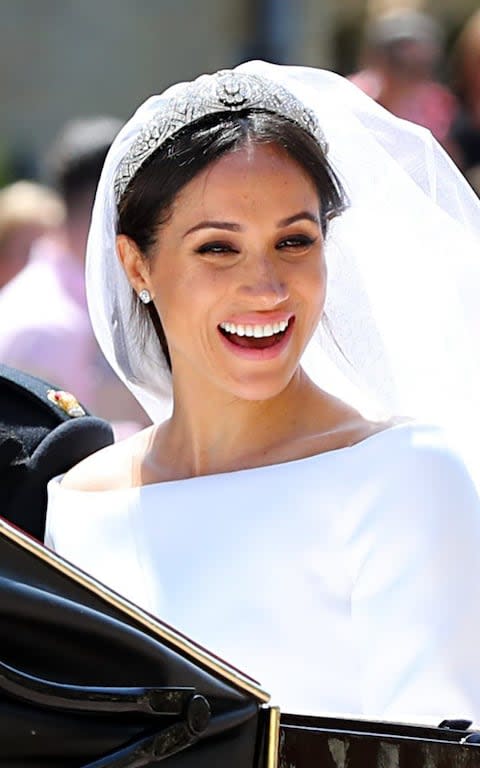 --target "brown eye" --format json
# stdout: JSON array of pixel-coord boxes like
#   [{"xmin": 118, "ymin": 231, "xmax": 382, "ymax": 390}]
[
  {"xmin": 277, "ymin": 235, "xmax": 316, "ymax": 249},
  {"xmin": 196, "ymin": 242, "xmax": 238, "ymax": 255}
]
